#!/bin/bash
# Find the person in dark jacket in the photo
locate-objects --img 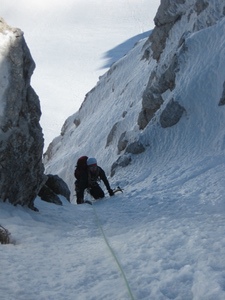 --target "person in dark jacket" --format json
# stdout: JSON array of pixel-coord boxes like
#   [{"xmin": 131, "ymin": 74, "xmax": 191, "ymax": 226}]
[{"xmin": 75, "ymin": 157, "xmax": 114, "ymax": 204}]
